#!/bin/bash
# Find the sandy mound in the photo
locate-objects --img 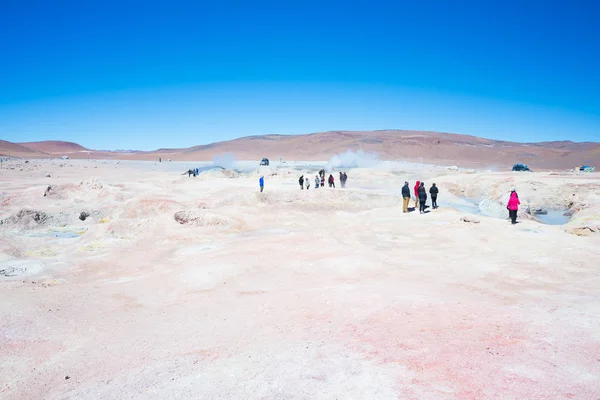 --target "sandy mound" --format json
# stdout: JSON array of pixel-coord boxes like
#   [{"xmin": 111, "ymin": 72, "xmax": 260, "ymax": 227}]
[
  {"xmin": 117, "ymin": 198, "xmax": 183, "ymax": 219},
  {"xmin": 196, "ymin": 168, "xmax": 242, "ymax": 179},
  {"xmin": 174, "ymin": 210, "xmax": 232, "ymax": 227},
  {"xmin": 568, "ymin": 225, "xmax": 600, "ymax": 236},
  {"xmin": 42, "ymin": 179, "xmax": 122, "ymax": 202},
  {"xmin": 1, "ymin": 209, "xmax": 49, "ymax": 229}
]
